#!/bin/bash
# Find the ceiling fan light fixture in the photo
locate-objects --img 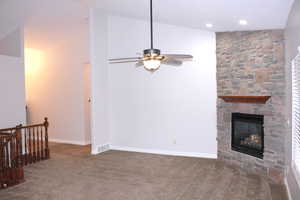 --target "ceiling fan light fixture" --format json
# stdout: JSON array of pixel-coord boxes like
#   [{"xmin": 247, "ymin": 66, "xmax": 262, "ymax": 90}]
[
  {"xmin": 143, "ymin": 59, "xmax": 161, "ymax": 71},
  {"xmin": 108, "ymin": 0, "xmax": 193, "ymax": 71}
]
